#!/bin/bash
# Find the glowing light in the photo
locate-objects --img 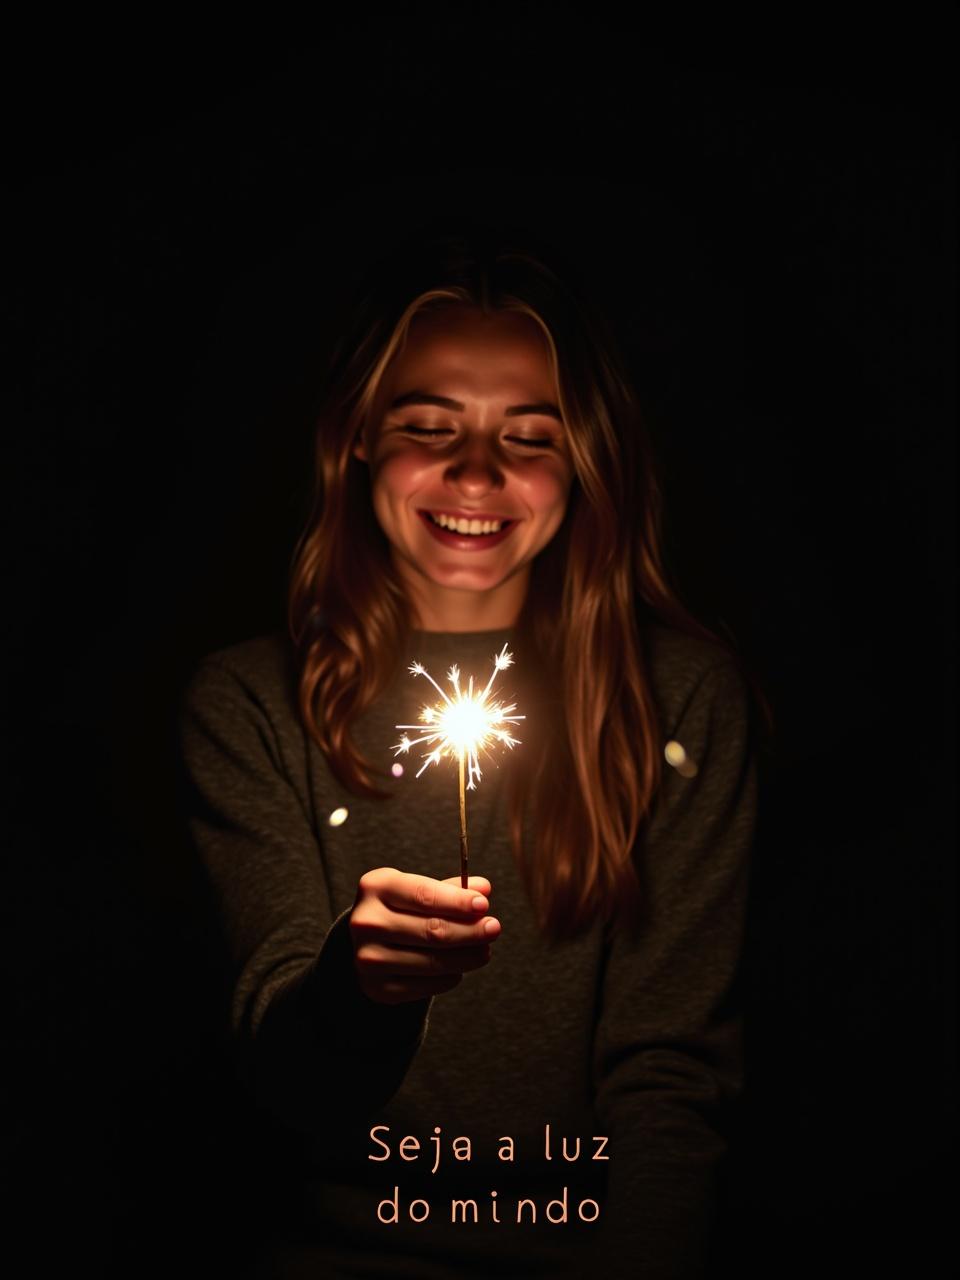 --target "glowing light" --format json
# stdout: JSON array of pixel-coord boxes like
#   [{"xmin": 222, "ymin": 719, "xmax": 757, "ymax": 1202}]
[
  {"xmin": 394, "ymin": 644, "xmax": 524, "ymax": 887},
  {"xmin": 391, "ymin": 762, "xmax": 404, "ymax": 778},
  {"xmin": 328, "ymin": 806, "xmax": 349, "ymax": 826},
  {"xmin": 664, "ymin": 740, "xmax": 698, "ymax": 778},
  {"xmin": 394, "ymin": 644, "xmax": 523, "ymax": 791}
]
